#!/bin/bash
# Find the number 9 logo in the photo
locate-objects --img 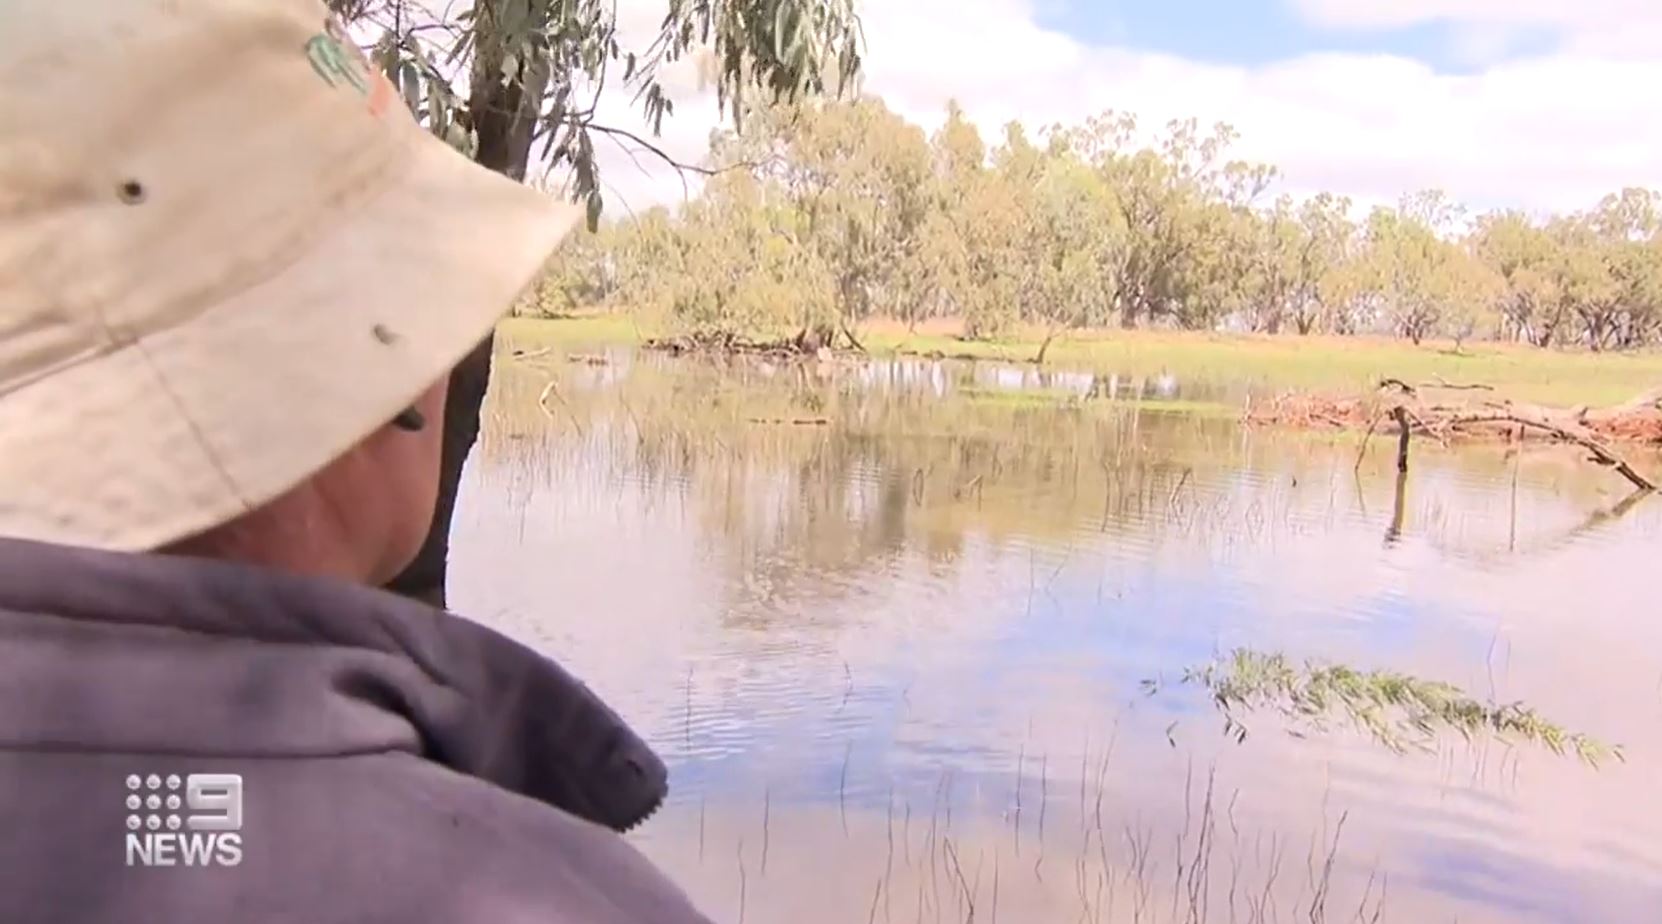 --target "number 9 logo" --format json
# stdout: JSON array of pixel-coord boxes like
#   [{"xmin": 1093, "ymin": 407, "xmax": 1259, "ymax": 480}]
[{"xmin": 185, "ymin": 774, "xmax": 243, "ymax": 832}]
